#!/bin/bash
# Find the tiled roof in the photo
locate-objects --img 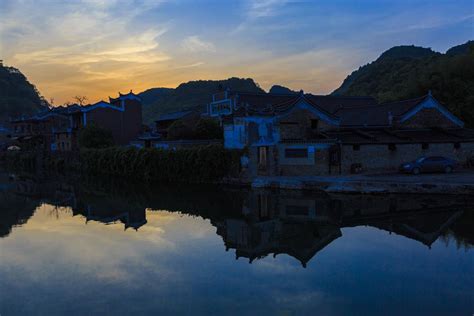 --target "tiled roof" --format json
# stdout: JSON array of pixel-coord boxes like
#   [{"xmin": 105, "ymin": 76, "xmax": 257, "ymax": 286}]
[
  {"xmin": 307, "ymin": 95, "xmax": 377, "ymax": 114},
  {"xmin": 226, "ymin": 92, "xmax": 448, "ymax": 128},
  {"xmin": 229, "ymin": 92, "xmax": 379, "ymax": 123},
  {"xmin": 378, "ymin": 95, "xmax": 427, "ymax": 116}
]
